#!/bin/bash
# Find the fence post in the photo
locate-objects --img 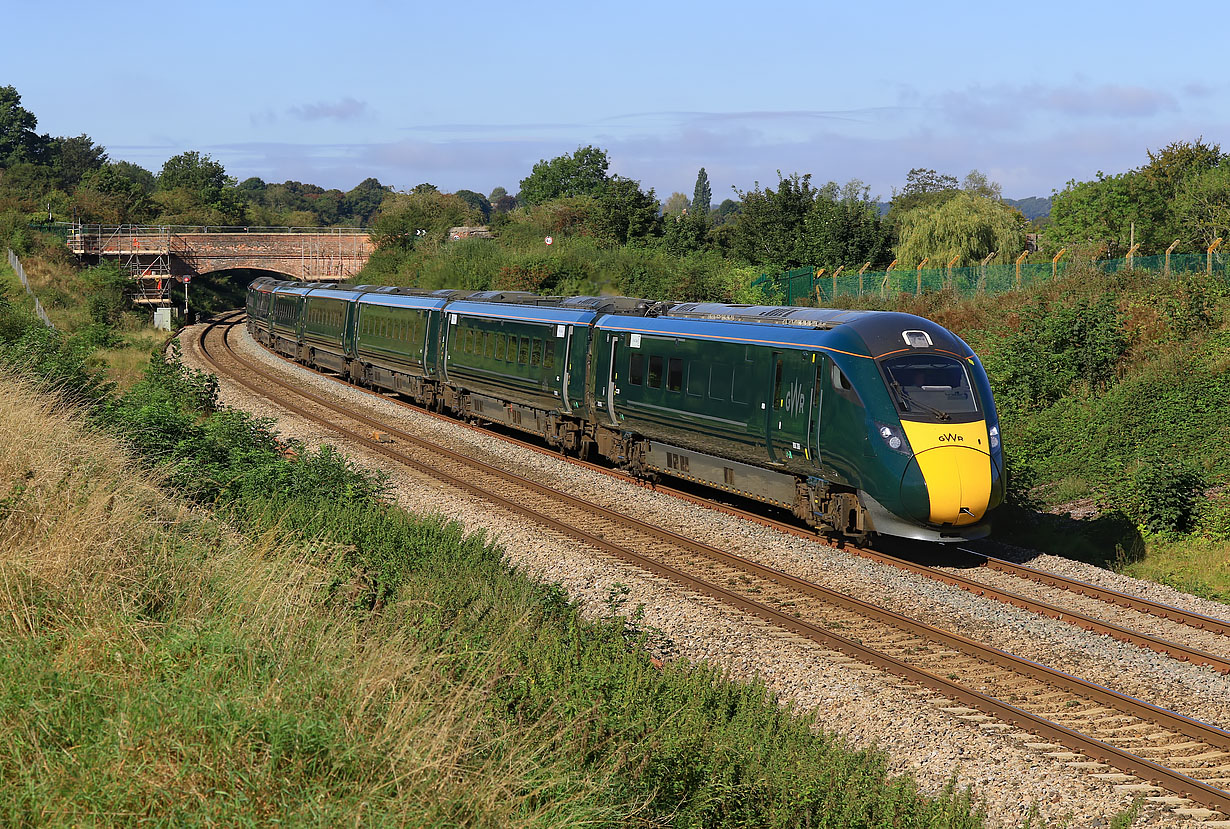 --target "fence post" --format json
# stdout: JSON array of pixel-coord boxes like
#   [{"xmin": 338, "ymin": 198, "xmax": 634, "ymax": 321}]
[
  {"xmin": 831, "ymin": 265, "xmax": 843, "ymax": 301},
  {"xmin": 979, "ymin": 251, "xmax": 996, "ymax": 293},
  {"xmin": 1126, "ymin": 242, "xmax": 1141, "ymax": 270},
  {"xmin": 915, "ymin": 258, "xmax": 929, "ymax": 295},
  {"xmin": 882, "ymin": 259, "xmax": 898, "ymax": 297},
  {"xmin": 1165, "ymin": 239, "xmax": 1180, "ymax": 276},
  {"xmin": 1052, "ymin": 247, "xmax": 1067, "ymax": 281},
  {"xmin": 858, "ymin": 262, "xmax": 870, "ymax": 296},
  {"xmin": 812, "ymin": 268, "xmax": 825, "ymax": 306},
  {"xmin": 1014, "ymin": 251, "xmax": 1029, "ymax": 289},
  {"xmin": 1209, "ymin": 238, "xmax": 1223, "ymax": 276}
]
